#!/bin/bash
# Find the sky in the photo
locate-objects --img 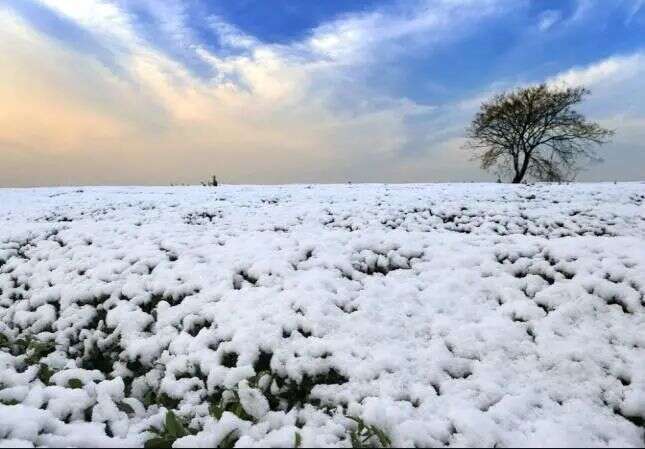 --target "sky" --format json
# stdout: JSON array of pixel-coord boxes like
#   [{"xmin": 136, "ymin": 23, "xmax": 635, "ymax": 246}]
[{"xmin": 0, "ymin": 0, "xmax": 644, "ymax": 186}]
